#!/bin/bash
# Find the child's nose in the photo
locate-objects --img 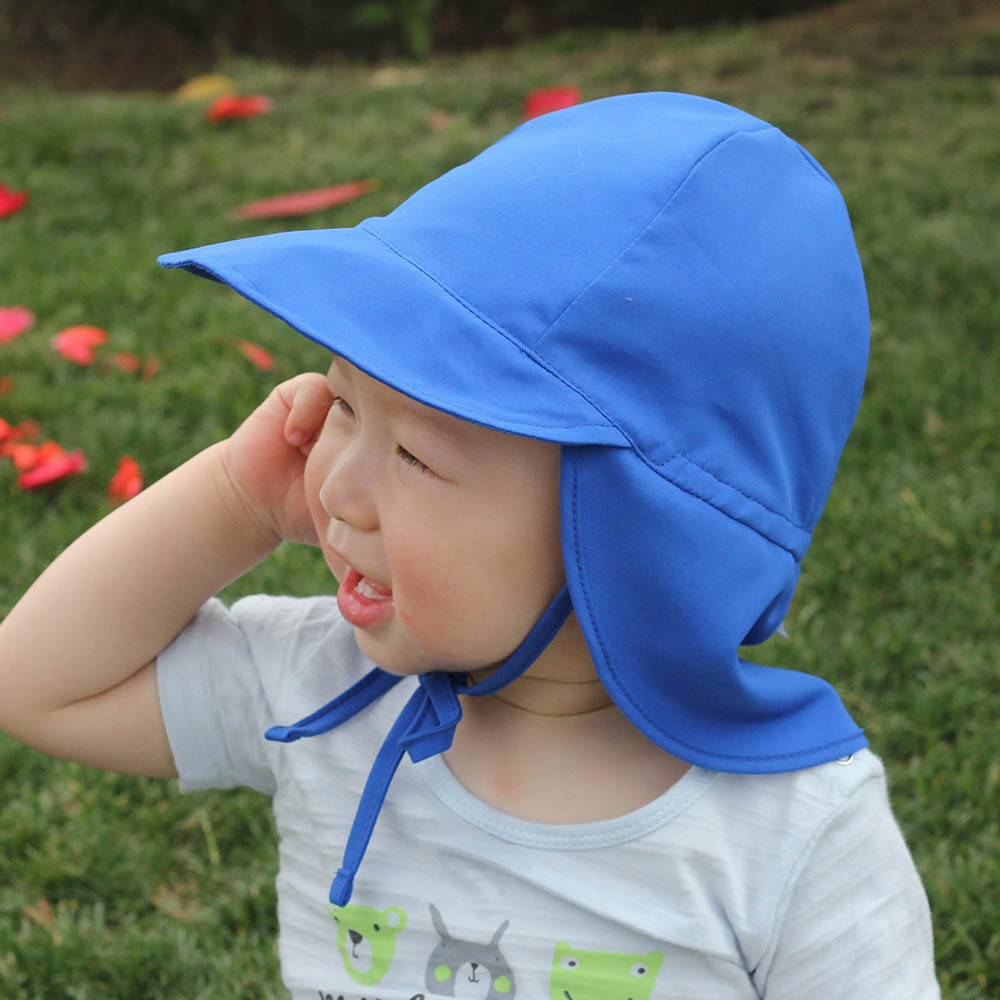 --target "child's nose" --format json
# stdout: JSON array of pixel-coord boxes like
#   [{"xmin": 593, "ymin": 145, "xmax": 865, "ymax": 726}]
[{"xmin": 318, "ymin": 444, "xmax": 379, "ymax": 532}]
